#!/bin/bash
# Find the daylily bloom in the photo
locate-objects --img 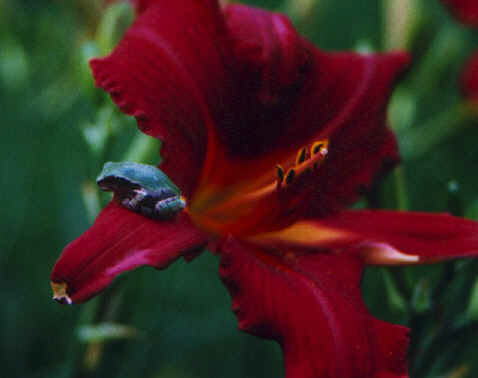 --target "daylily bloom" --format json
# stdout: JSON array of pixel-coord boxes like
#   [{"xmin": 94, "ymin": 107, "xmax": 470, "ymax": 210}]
[
  {"xmin": 441, "ymin": 0, "xmax": 478, "ymax": 27},
  {"xmin": 51, "ymin": 0, "xmax": 478, "ymax": 377}
]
